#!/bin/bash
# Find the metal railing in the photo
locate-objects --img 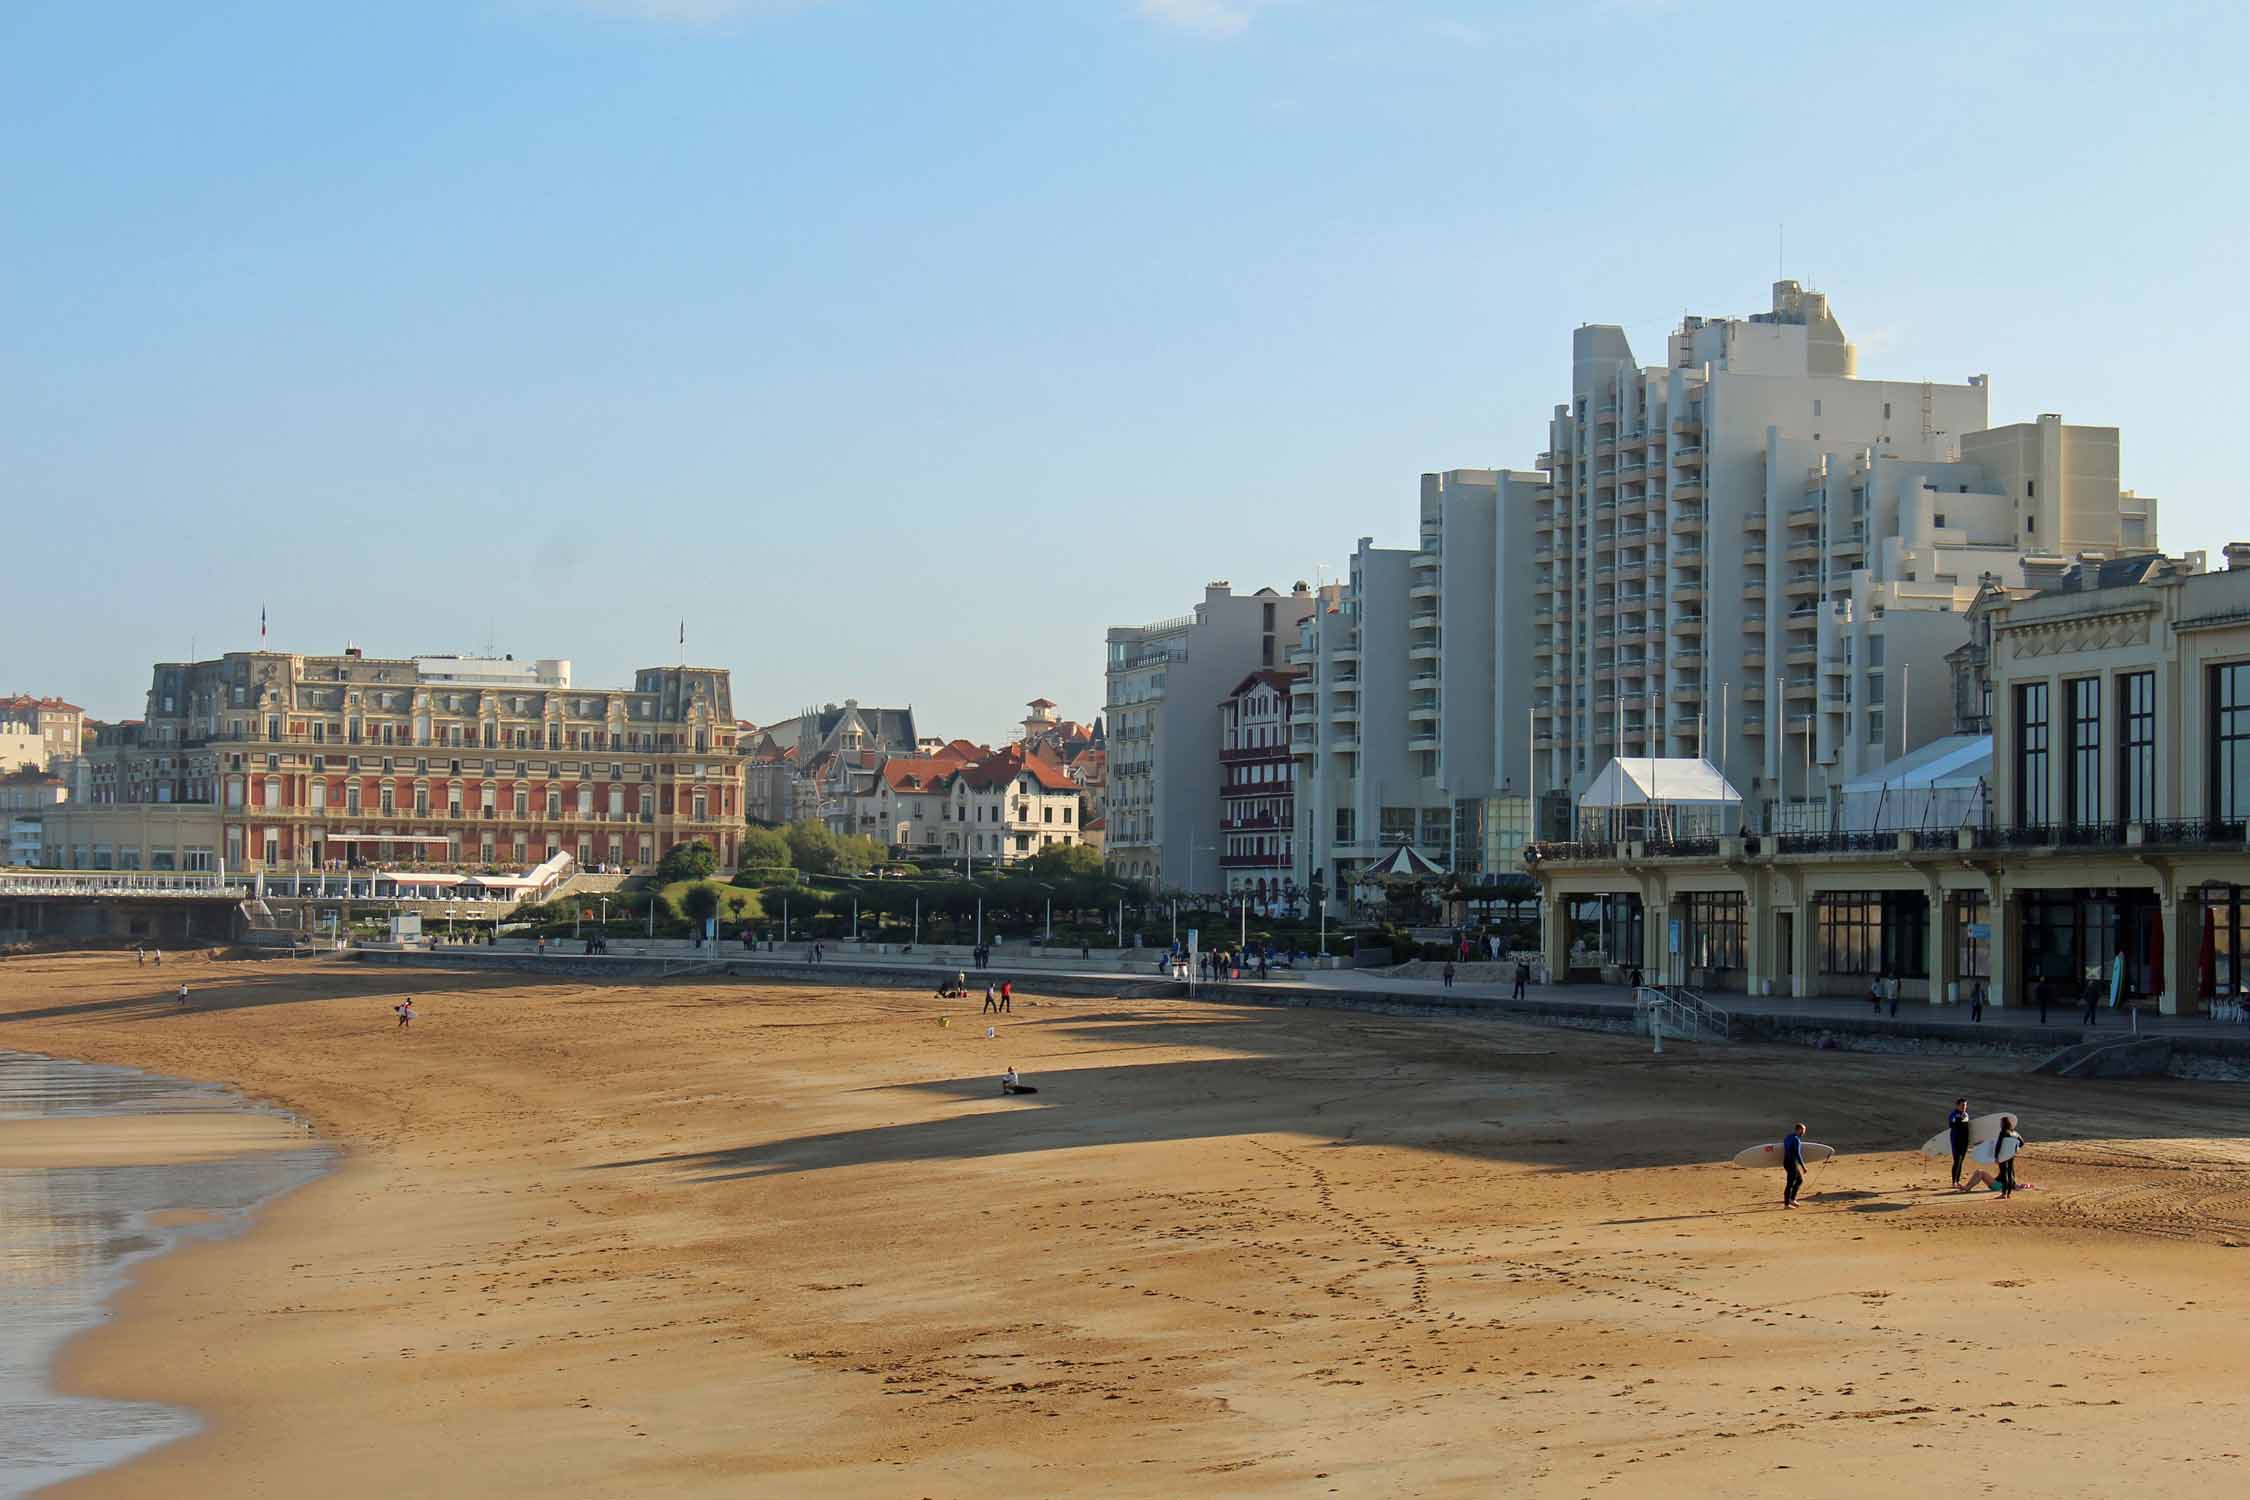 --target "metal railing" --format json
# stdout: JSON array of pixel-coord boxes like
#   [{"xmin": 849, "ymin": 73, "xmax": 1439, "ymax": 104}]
[{"xmin": 1635, "ymin": 984, "xmax": 1731, "ymax": 1042}]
